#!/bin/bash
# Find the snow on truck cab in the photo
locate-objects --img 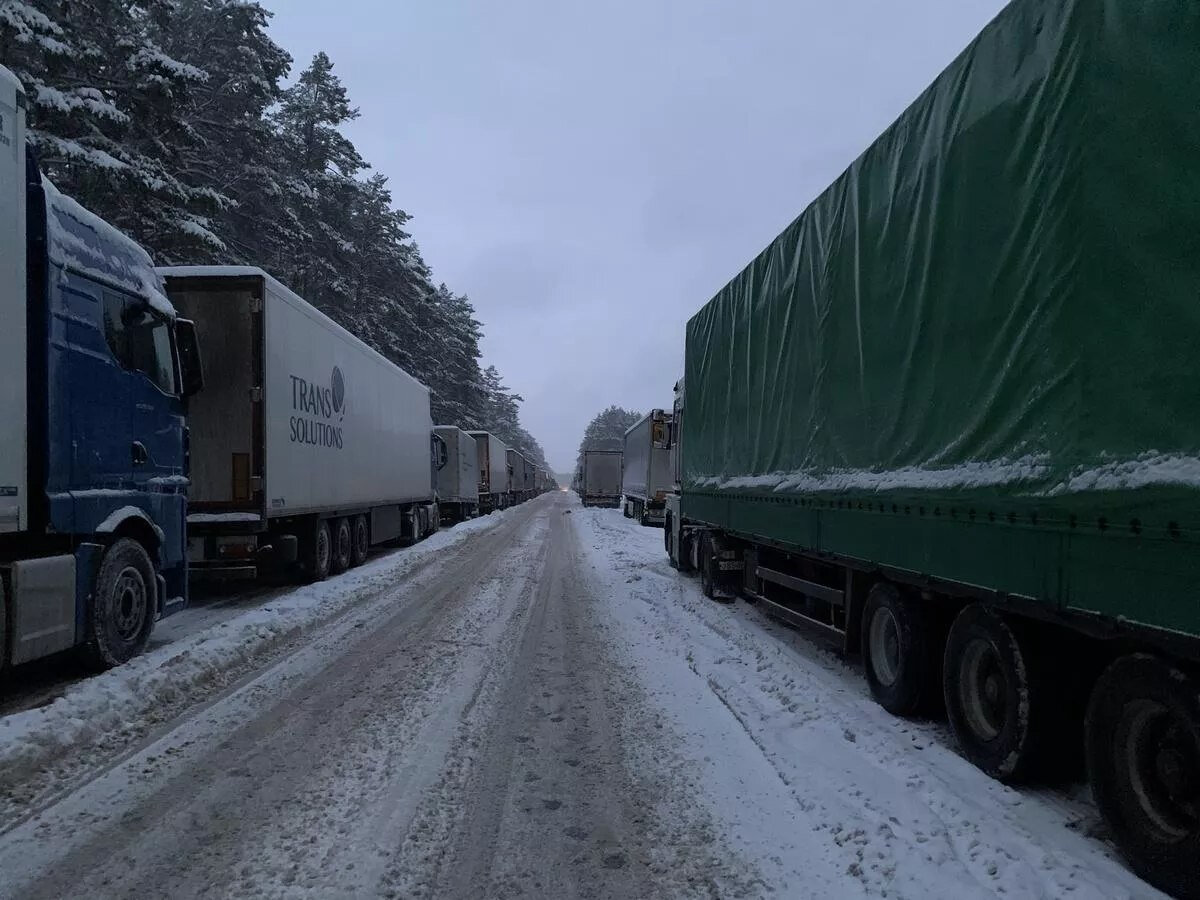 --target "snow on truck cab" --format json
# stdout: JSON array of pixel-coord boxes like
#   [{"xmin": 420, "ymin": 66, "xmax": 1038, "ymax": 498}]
[{"xmin": 0, "ymin": 65, "xmax": 205, "ymax": 671}]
